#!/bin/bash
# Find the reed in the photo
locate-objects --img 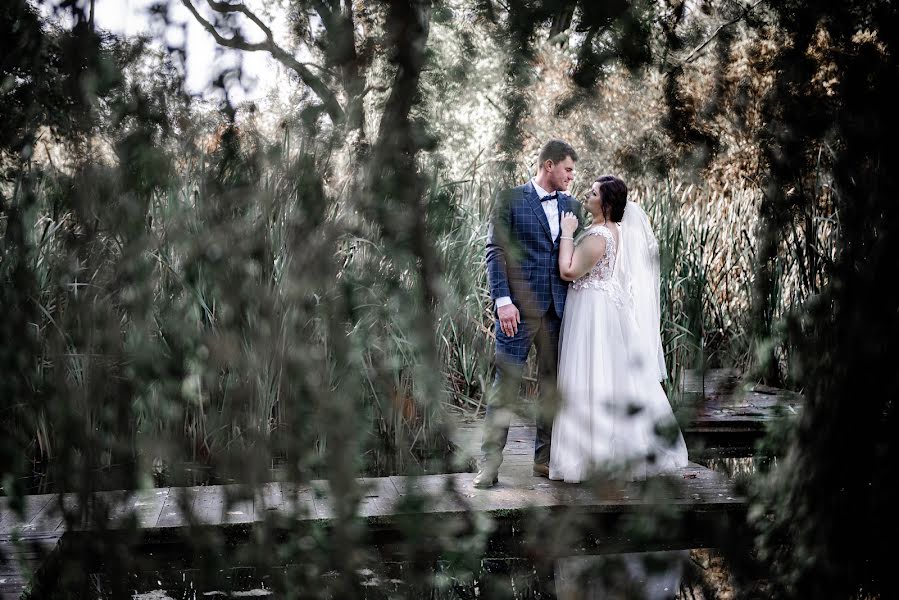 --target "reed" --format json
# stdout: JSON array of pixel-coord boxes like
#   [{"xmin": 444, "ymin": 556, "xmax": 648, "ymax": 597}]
[
  {"xmin": 636, "ymin": 178, "xmax": 838, "ymax": 398},
  {"xmin": 6, "ymin": 125, "xmax": 835, "ymax": 491}
]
